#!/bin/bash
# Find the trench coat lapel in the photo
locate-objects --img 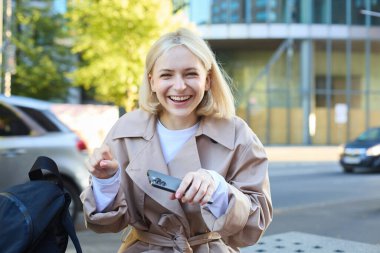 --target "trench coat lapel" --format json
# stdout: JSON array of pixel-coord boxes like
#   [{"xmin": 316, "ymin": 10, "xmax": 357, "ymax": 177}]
[
  {"xmin": 167, "ymin": 136, "xmax": 201, "ymax": 178},
  {"xmin": 165, "ymin": 136, "xmax": 201, "ymax": 237},
  {"xmin": 125, "ymin": 132, "xmax": 188, "ymax": 220}
]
